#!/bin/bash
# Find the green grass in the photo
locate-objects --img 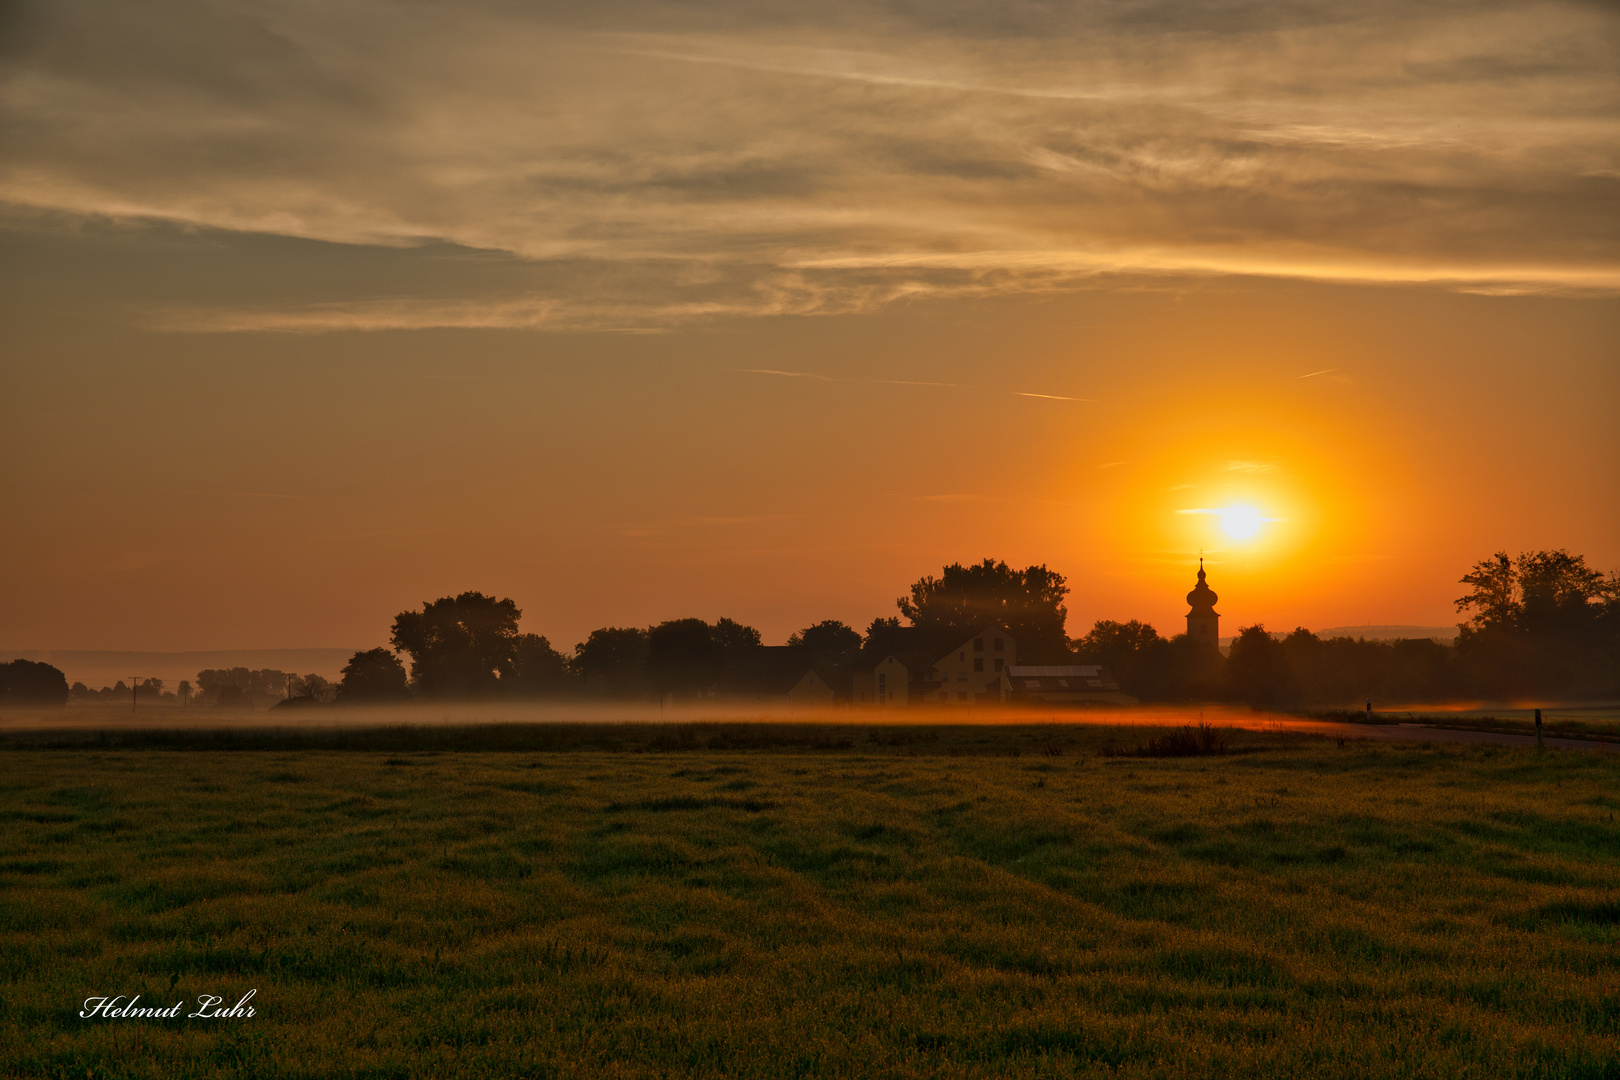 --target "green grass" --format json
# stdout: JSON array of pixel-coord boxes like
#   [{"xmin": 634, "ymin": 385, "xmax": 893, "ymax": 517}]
[{"xmin": 1, "ymin": 725, "xmax": 1618, "ymax": 1078}]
